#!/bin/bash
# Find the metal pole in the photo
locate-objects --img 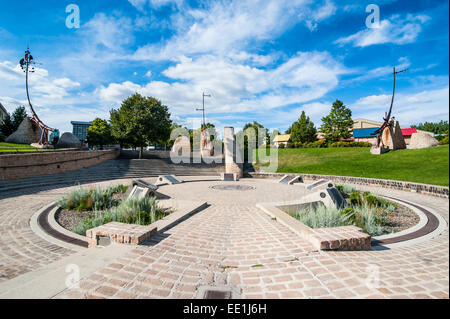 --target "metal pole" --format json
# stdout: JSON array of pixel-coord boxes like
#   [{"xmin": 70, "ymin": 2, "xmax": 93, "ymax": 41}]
[{"xmin": 202, "ymin": 93, "xmax": 205, "ymax": 129}]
